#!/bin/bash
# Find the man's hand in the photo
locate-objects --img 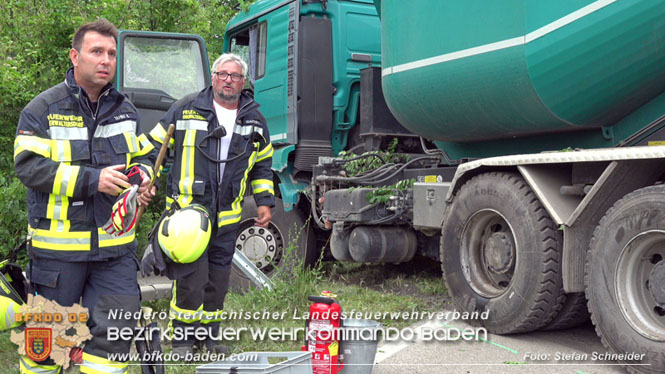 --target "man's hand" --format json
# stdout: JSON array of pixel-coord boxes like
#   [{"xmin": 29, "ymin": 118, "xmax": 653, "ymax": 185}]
[
  {"xmin": 255, "ymin": 205, "xmax": 272, "ymax": 227},
  {"xmin": 136, "ymin": 169, "xmax": 155, "ymax": 207},
  {"xmin": 138, "ymin": 185, "xmax": 156, "ymax": 207},
  {"xmin": 98, "ymin": 164, "xmax": 130, "ymax": 196}
]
